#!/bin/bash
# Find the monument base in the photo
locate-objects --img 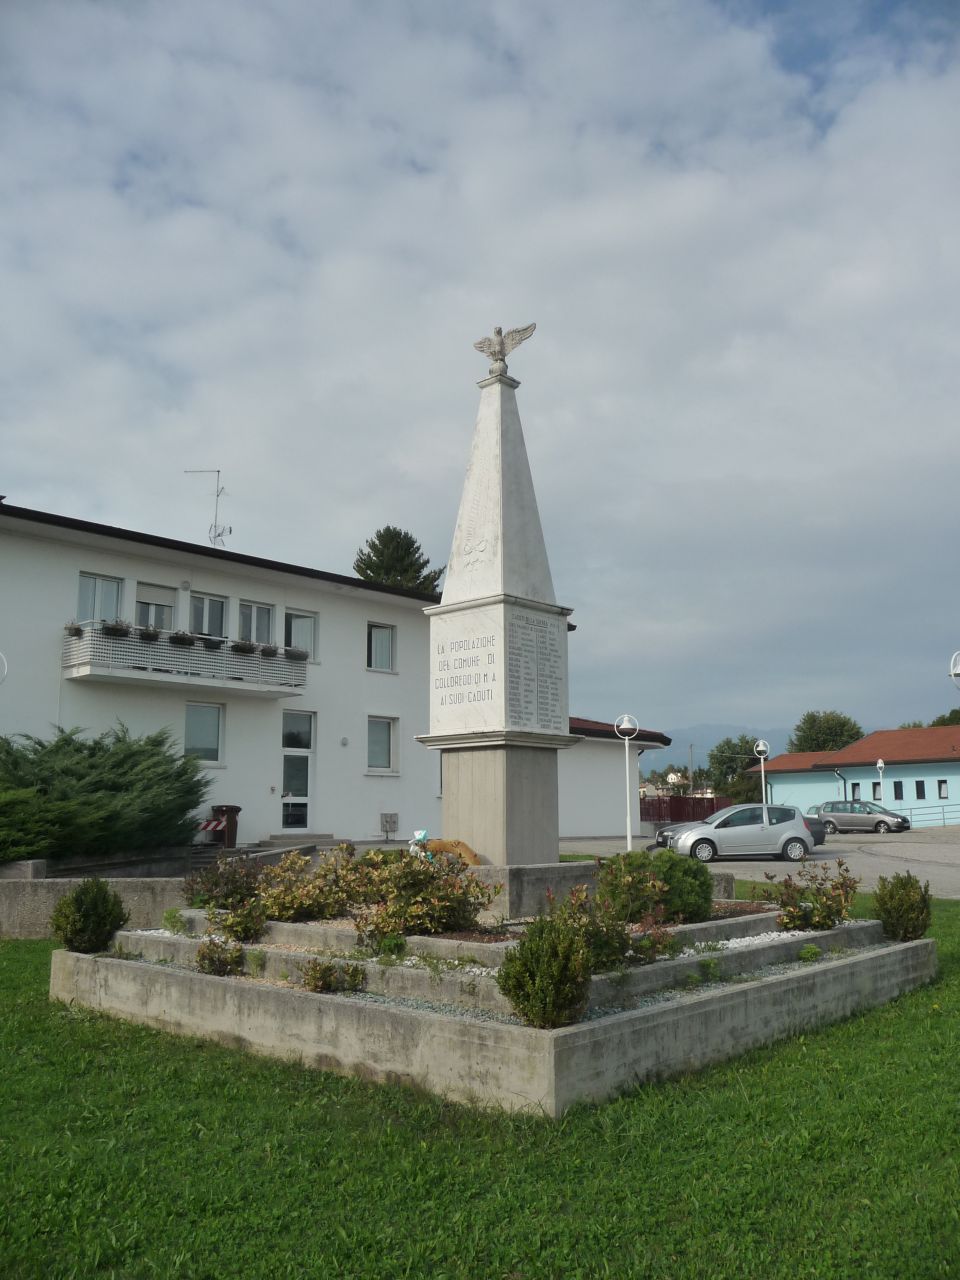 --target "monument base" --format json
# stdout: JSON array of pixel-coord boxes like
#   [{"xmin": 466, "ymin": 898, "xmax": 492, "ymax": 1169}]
[{"xmin": 439, "ymin": 741, "xmax": 564, "ymax": 866}]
